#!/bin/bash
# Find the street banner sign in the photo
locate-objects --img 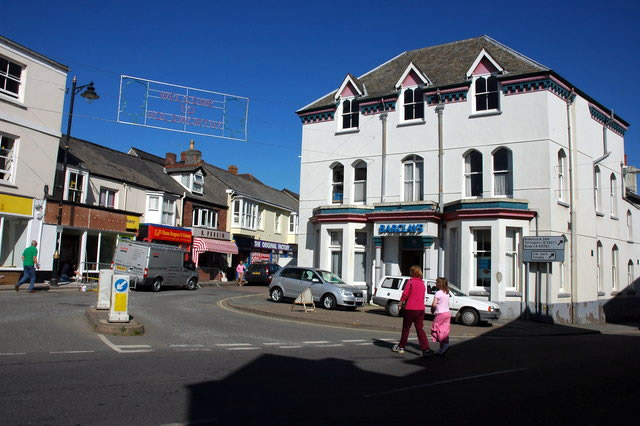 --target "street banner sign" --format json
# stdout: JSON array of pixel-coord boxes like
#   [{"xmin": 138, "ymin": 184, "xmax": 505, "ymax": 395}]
[
  {"xmin": 109, "ymin": 274, "xmax": 130, "ymax": 322},
  {"xmin": 523, "ymin": 236, "xmax": 565, "ymax": 263}
]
